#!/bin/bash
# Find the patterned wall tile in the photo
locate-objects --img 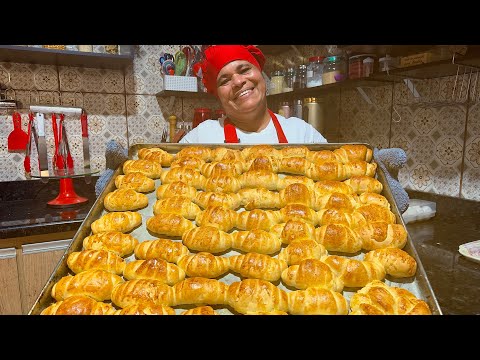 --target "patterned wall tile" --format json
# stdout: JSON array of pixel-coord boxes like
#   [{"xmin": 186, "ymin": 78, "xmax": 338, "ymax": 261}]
[
  {"xmin": 59, "ymin": 66, "xmax": 125, "ymax": 93},
  {"xmin": 0, "ymin": 62, "xmax": 58, "ymax": 91},
  {"xmin": 461, "ymin": 102, "xmax": 480, "ymax": 200}
]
